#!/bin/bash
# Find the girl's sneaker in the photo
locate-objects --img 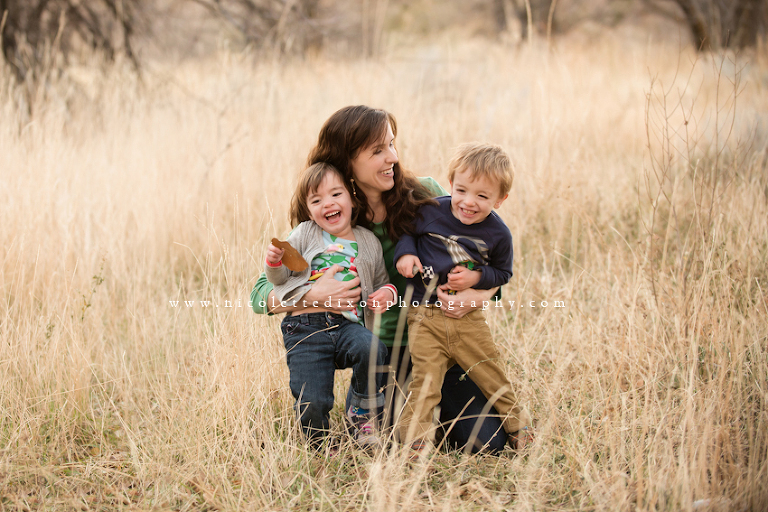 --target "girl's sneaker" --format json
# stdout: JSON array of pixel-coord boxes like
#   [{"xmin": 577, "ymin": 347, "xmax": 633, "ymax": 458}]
[{"xmin": 346, "ymin": 406, "xmax": 382, "ymax": 450}]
